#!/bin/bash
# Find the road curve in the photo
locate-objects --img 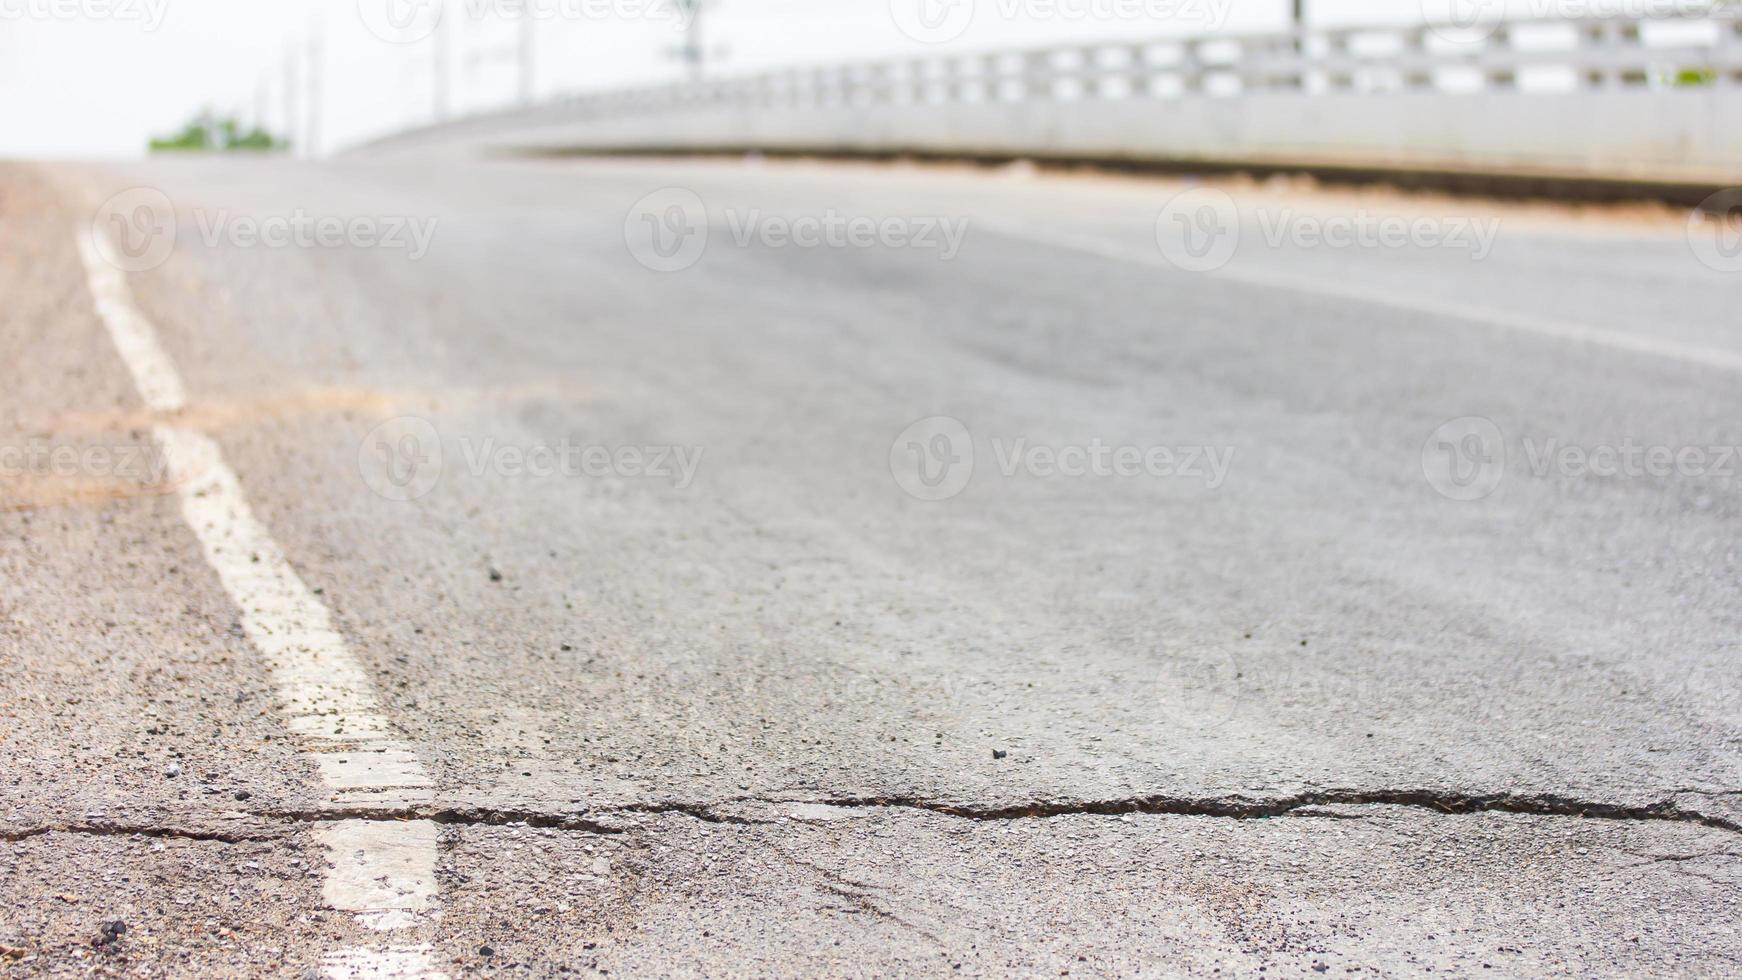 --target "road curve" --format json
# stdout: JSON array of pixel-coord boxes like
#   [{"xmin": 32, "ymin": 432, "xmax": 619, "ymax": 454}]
[{"xmin": 2, "ymin": 155, "xmax": 1739, "ymax": 976}]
